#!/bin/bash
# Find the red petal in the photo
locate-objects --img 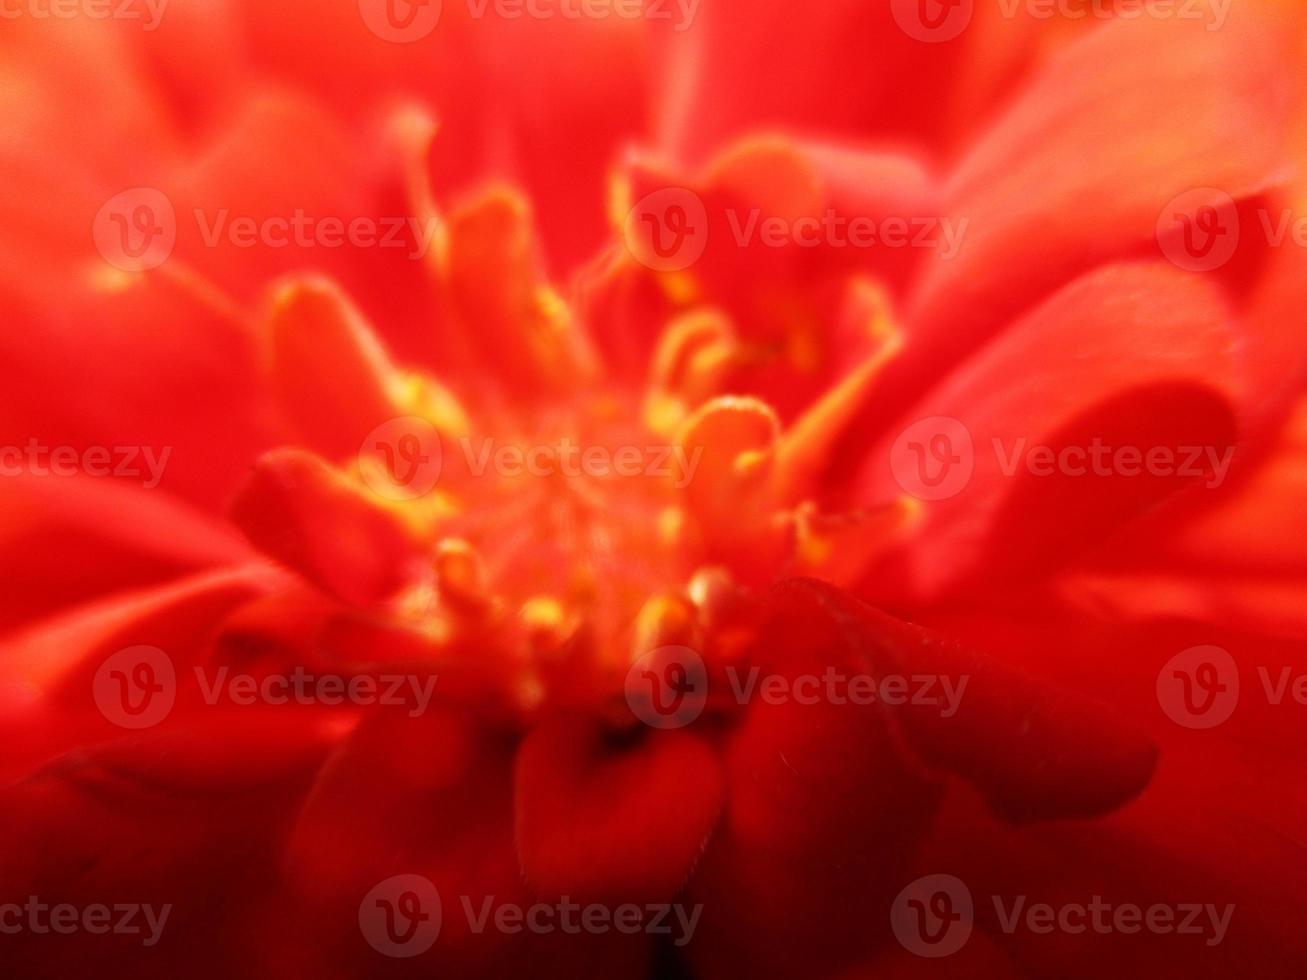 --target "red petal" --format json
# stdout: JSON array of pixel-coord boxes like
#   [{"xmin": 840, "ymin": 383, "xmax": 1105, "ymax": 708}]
[
  {"xmin": 230, "ymin": 449, "xmax": 426, "ymax": 606},
  {"xmin": 515, "ymin": 713, "xmax": 723, "ymax": 905},
  {"xmin": 769, "ymin": 579, "xmax": 1158, "ymax": 823},
  {"xmin": 856, "ymin": 262, "xmax": 1240, "ymax": 596},
  {"xmin": 860, "ymin": 11, "xmax": 1293, "ymax": 437},
  {"xmin": 266, "ymin": 278, "xmax": 401, "ymax": 460},
  {"xmin": 0, "ymin": 713, "xmax": 338, "ymax": 979},
  {"xmin": 0, "ymin": 475, "xmax": 252, "ymax": 633}
]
